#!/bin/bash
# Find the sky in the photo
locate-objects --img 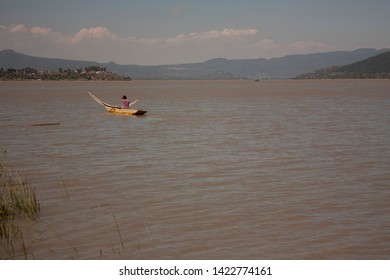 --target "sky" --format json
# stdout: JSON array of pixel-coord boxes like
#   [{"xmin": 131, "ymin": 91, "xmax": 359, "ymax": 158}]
[{"xmin": 1, "ymin": 0, "xmax": 390, "ymax": 65}]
